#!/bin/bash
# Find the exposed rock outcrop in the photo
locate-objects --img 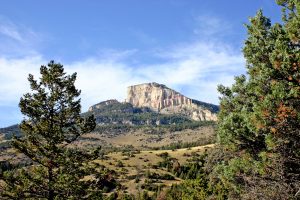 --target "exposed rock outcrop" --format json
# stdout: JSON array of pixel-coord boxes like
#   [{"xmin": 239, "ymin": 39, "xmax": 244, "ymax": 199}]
[{"xmin": 126, "ymin": 82, "xmax": 218, "ymax": 121}]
